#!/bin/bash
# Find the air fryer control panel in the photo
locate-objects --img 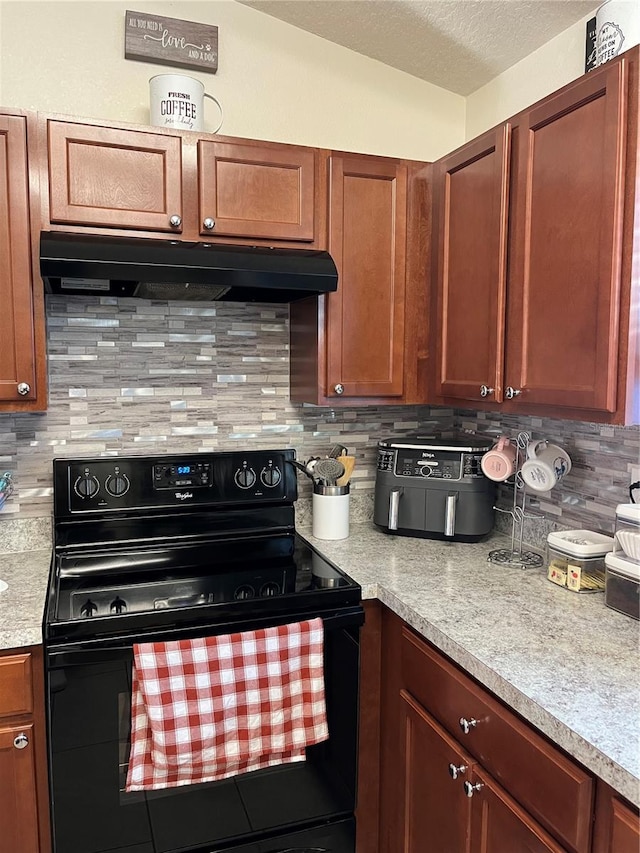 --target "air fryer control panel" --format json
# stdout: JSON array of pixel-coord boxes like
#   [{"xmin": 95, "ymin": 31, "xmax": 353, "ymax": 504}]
[{"xmin": 377, "ymin": 448, "xmax": 484, "ymax": 480}]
